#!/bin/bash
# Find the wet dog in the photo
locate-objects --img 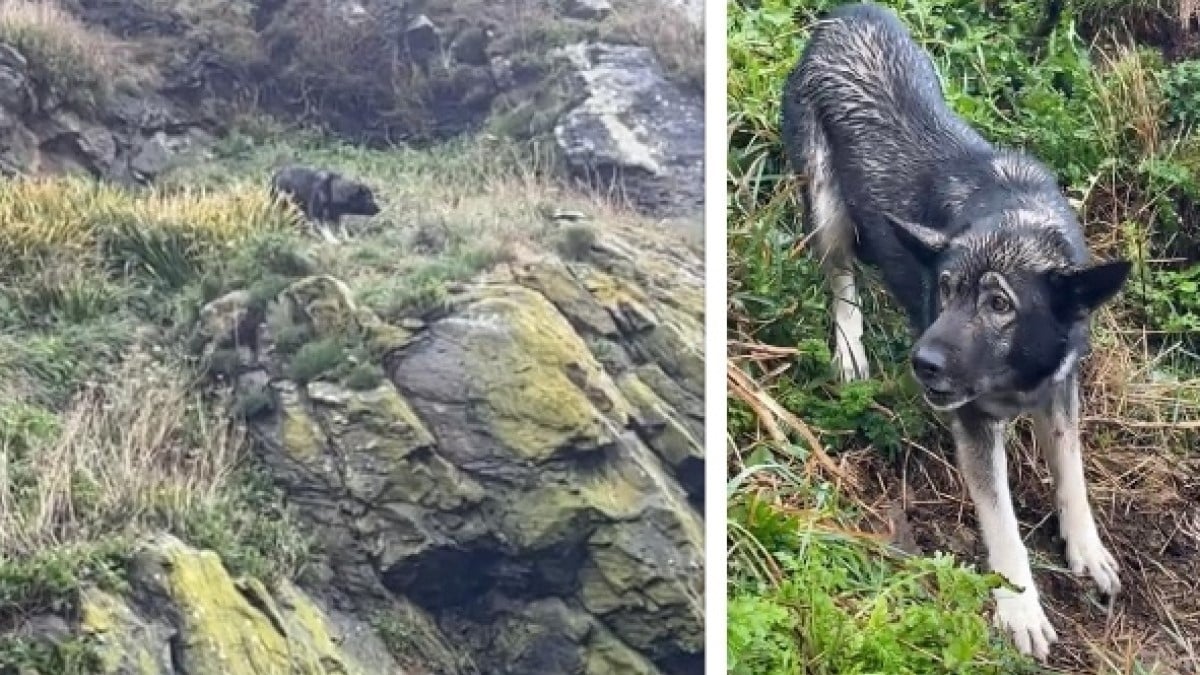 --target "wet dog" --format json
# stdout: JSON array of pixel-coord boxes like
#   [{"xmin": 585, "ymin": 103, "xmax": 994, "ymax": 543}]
[
  {"xmin": 270, "ymin": 165, "xmax": 381, "ymax": 243},
  {"xmin": 781, "ymin": 1, "xmax": 1132, "ymax": 660}
]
